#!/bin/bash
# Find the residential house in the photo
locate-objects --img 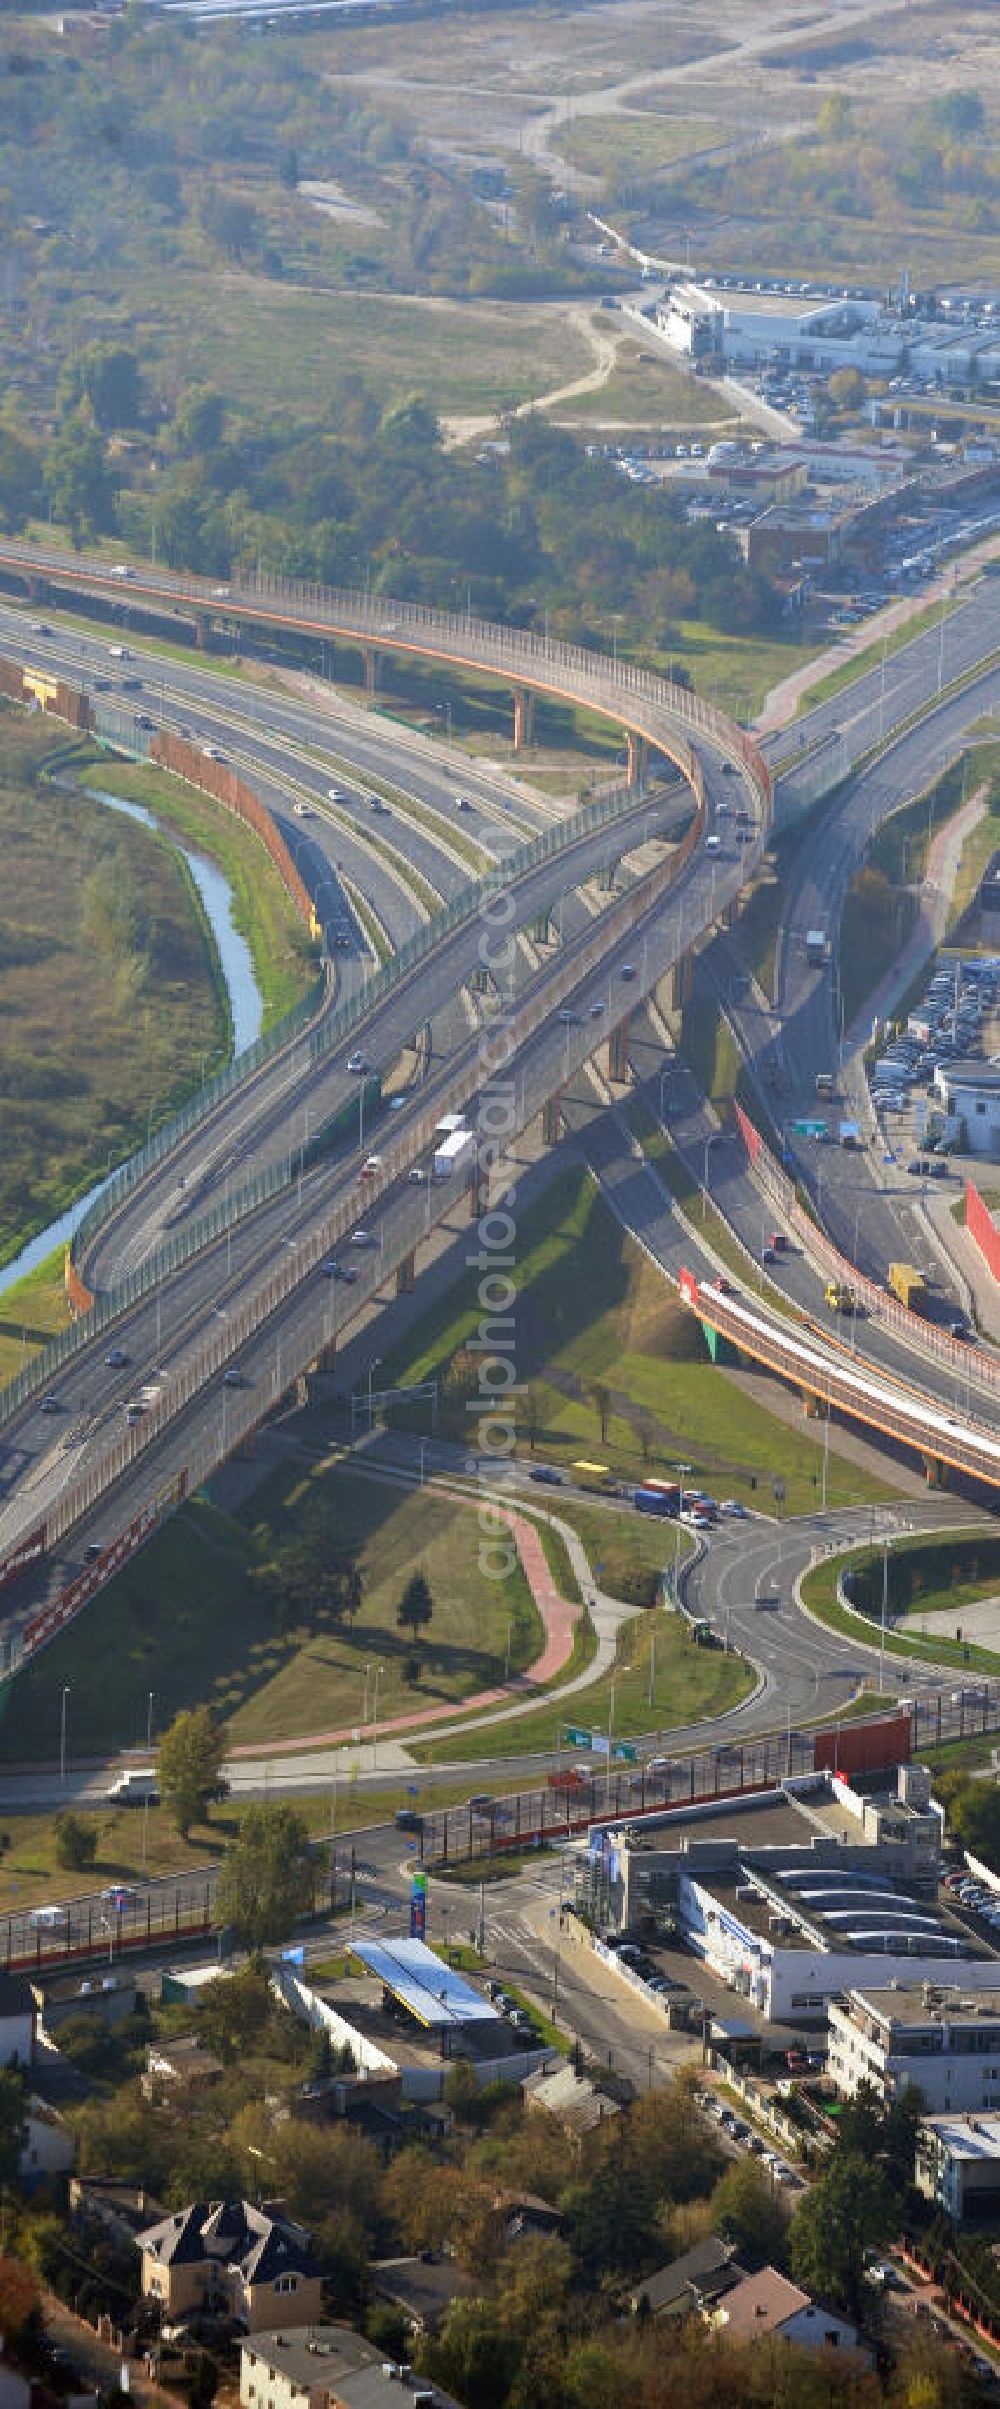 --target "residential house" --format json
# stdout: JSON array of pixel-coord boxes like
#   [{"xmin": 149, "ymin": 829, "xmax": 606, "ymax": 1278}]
[
  {"xmin": 522, "ymin": 2060, "xmax": 621, "ymax": 2137},
  {"xmin": 141, "ymin": 2035, "xmax": 224, "ymax": 2101},
  {"xmin": 368, "ymin": 2257, "xmax": 479, "ymax": 2338},
  {"xmin": 630, "ymin": 2236, "xmax": 746, "ymax": 2319},
  {"xmin": 20, "ymin": 2096, "xmax": 75, "ymax": 2185},
  {"xmin": 137, "ymin": 2200, "xmax": 322, "ymax": 2334},
  {"xmin": 240, "ymin": 2327, "xmax": 468, "ymax": 2409},
  {"xmin": 71, "ymin": 2177, "xmax": 166, "ymax": 2250},
  {"xmin": 712, "ymin": 2266, "xmax": 862, "ymax": 2353}
]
